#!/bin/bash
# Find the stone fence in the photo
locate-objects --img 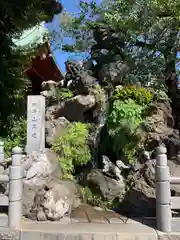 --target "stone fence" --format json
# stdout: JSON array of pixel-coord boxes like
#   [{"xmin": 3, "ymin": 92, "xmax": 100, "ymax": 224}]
[
  {"xmin": 0, "ymin": 141, "xmax": 23, "ymax": 229},
  {"xmin": 156, "ymin": 146, "xmax": 180, "ymax": 233}
]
